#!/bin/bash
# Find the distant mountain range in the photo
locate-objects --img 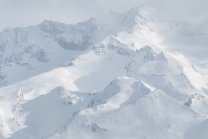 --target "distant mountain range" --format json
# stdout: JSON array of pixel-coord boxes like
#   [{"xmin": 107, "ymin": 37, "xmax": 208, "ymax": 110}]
[{"xmin": 0, "ymin": 5, "xmax": 207, "ymax": 139}]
